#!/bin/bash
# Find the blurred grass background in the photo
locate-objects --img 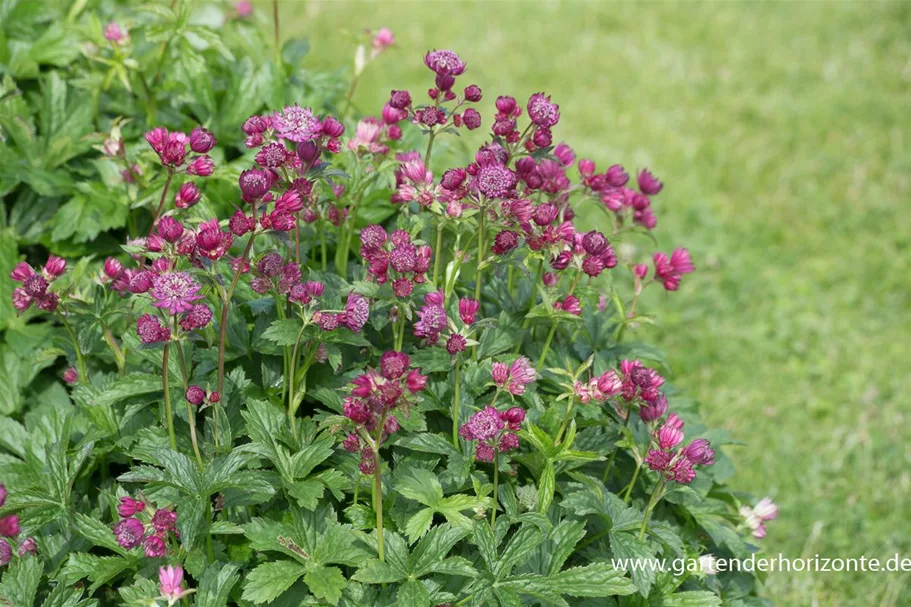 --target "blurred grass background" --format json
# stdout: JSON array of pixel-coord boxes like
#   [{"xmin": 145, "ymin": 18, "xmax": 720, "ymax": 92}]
[{"xmin": 271, "ymin": 1, "xmax": 911, "ymax": 604}]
